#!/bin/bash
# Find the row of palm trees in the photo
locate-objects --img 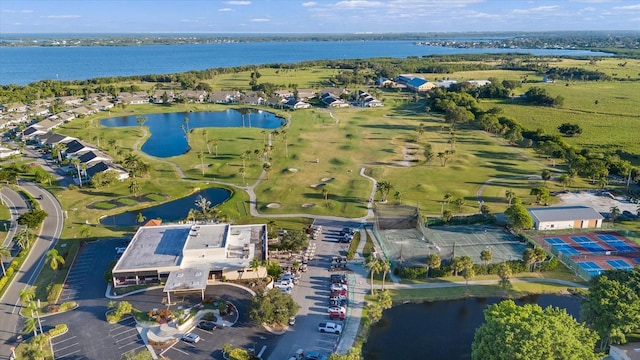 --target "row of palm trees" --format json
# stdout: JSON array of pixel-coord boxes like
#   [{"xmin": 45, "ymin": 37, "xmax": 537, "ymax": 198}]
[{"xmin": 364, "ymin": 256, "xmax": 391, "ymax": 294}]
